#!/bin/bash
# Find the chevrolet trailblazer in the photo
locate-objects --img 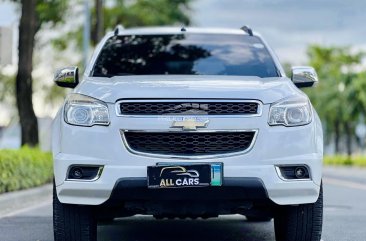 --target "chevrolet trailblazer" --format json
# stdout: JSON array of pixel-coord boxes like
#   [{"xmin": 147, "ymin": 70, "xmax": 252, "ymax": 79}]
[{"xmin": 52, "ymin": 26, "xmax": 323, "ymax": 241}]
